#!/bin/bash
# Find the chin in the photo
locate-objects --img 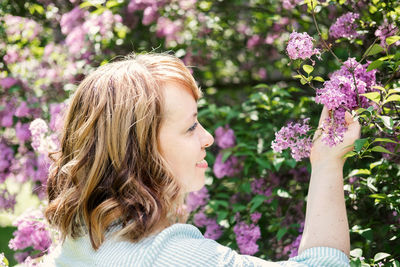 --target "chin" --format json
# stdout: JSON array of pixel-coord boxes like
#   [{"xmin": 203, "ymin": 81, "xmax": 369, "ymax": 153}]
[{"xmin": 187, "ymin": 176, "xmax": 205, "ymax": 192}]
